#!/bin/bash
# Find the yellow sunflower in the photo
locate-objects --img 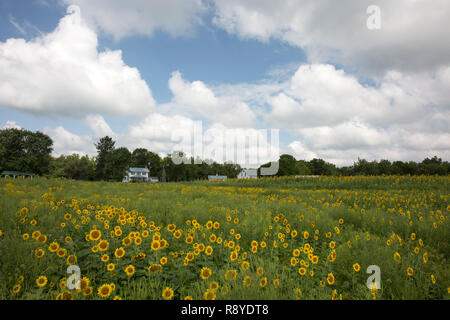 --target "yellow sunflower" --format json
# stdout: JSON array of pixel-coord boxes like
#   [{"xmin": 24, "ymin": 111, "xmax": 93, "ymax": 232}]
[
  {"xmin": 200, "ymin": 267, "xmax": 212, "ymax": 280},
  {"xmin": 327, "ymin": 273, "xmax": 335, "ymax": 285},
  {"xmin": 203, "ymin": 289, "xmax": 216, "ymax": 300},
  {"xmin": 114, "ymin": 247, "xmax": 125, "ymax": 258},
  {"xmin": 298, "ymin": 267, "xmax": 307, "ymax": 276},
  {"xmin": 162, "ymin": 287, "xmax": 174, "ymax": 300},
  {"xmin": 48, "ymin": 242, "xmax": 59, "ymax": 253},
  {"xmin": 124, "ymin": 265, "xmax": 135, "ymax": 277},
  {"xmin": 243, "ymin": 275, "xmax": 251, "ymax": 287},
  {"xmin": 13, "ymin": 284, "xmax": 21, "ymax": 294},
  {"xmin": 209, "ymin": 281, "xmax": 219, "ymax": 291},
  {"xmin": 407, "ymin": 267, "xmax": 414, "ymax": 276},
  {"xmin": 89, "ymin": 229, "xmax": 101, "ymax": 241},
  {"xmin": 36, "ymin": 276, "xmax": 48, "ymax": 287},
  {"xmin": 97, "ymin": 284, "xmax": 113, "ymax": 298},
  {"xmin": 259, "ymin": 277, "xmax": 268, "ymax": 288}
]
